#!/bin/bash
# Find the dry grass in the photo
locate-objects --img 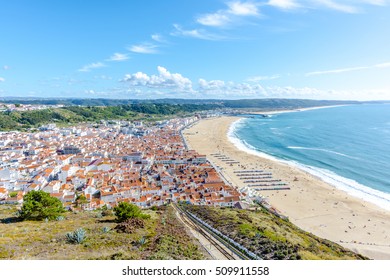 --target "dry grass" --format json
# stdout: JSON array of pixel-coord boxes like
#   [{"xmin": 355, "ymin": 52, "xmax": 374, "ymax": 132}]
[
  {"xmin": 0, "ymin": 205, "xmax": 205, "ymax": 260},
  {"xmin": 184, "ymin": 205, "xmax": 368, "ymax": 260}
]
